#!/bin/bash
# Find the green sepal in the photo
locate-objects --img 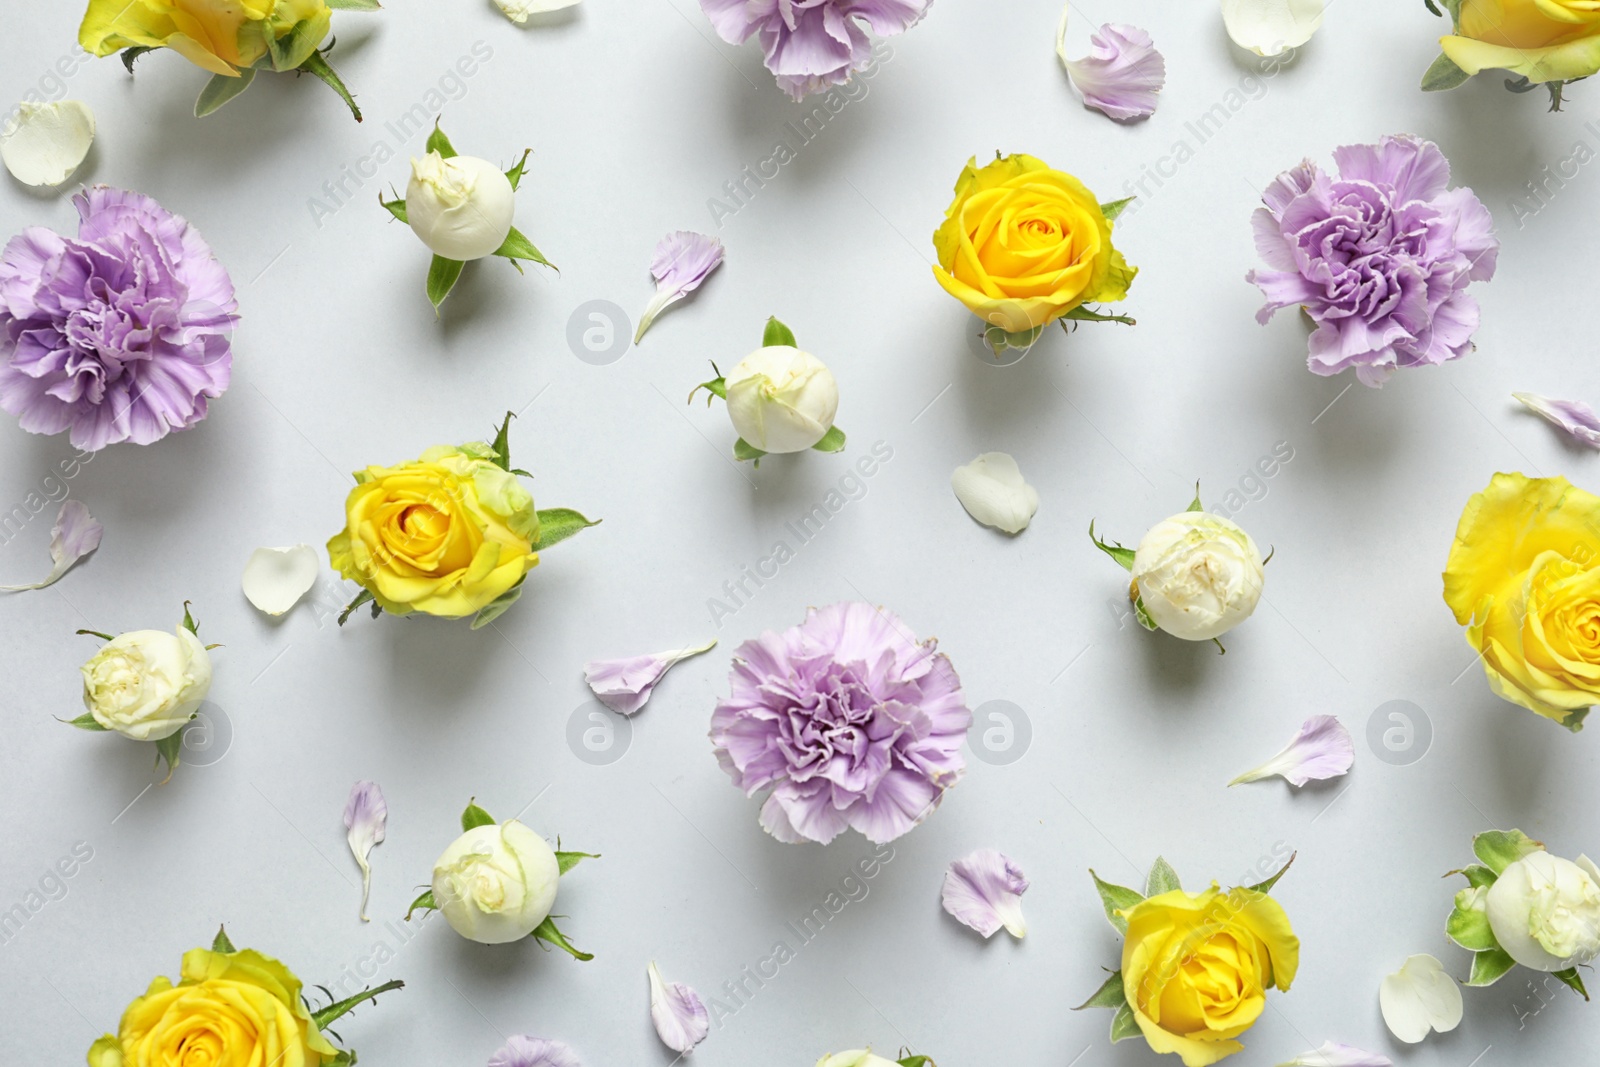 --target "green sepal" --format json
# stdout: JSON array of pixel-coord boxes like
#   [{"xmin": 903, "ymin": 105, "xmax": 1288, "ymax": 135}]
[
  {"xmin": 1467, "ymin": 946, "xmax": 1517, "ymax": 986},
  {"xmin": 1088, "ymin": 521, "xmax": 1136, "ymax": 571},
  {"xmin": 733, "ymin": 438, "xmax": 767, "ymax": 465},
  {"xmin": 298, "ymin": 46, "xmax": 362, "ymax": 122},
  {"xmin": 1452, "ymin": 864, "xmax": 1498, "ymax": 889},
  {"xmin": 1144, "ymin": 857, "xmax": 1181, "ymax": 897},
  {"xmin": 76, "ymin": 628, "xmax": 115, "ymax": 641},
  {"xmin": 379, "ymin": 194, "xmax": 408, "ymax": 224},
  {"xmin": 1553, "ymin": 967, "xmax": 1590, "ymax": 1001},
  {"xmin": 493, "ymin": 227, "xmax": 554, "ymax": 272},
  {"xmin": 533, "ymin": 509, "xmax": 600, "ymax": 551},
  {"xmin": 1446, "ymin": 888, "xmax": 1497, "ymax": 951},
  {"xmin": 311, "ymin": 979, "xmax": 404, "ymax": 1032},
  {"xmin": 1109, "ymin": 1001, "xmax": 1141, "ymax": 1042},
  {"xmin": 489, "ymin": 412, "xmax": 516, "ymax": 472},
  {"xmin": 1421, "ymin": 52, "xmax": 1471, "ymax": 92},
  {"xmin": 1562, "ymin": 706, "xmax": 1589, "ymax": 732},
  {"xmin": 1073, "ymin": 970, "xmax": 1127, "ymax": 1011},
  {"xmin": 1245, "ymin": 852, "xmax": 1296, "ymax": 895},
  {"xmin": 461, "ymin": 800, "xmax": 495, "ymax": 831},
  {"xmin": 328, "ymin": 1052, "xmax": 356, "ymax": 1067},
  {"xmin": 811, "ymin": 426, "xmax": 846, "ymax": 453},
  {"xmin": 155, "ymin": 729, "xmax": 187, "ymax": 783},
  {"xmin": 980, "ymin": 323, "xmax": 1043, "ymax": 356},
  {"xmin": 1473, "ymin": 829, "xmax": 1543, "ymax": 875},
  {"xmin": 896, "ymin": 1058, "xmax": 935, "ymax": 1067},
  {"xmin": 425, "ymin": 119, "xmax": 456, "ymax": 159},
  {"xmin": 426, "ymin": 255, "xmax": 465, "ymax": 312},
  {"xmin": 470, "ymin": 583, "xmax": 523, "ymax": 631},
  {"xmin": 325, "ymin": 0, "xmax": 384, "ymax": 9},
  {"xmin": 1100, "ymin": 197, "xmax": 1134, "ymax": 222},
  {"xmin": 1062, "ymin": 305, "xmax": 1136, "ymax": 327},
  {"xmin": 64, "ymin": 712, "xmax": 109, "ymax": 732},
  {"xmin": 120, "ymin": 46, "xmax": 155, "ymax": 74},
  {"xmin": 338, "ymin": 590, "xmax": 377, "ymax": 626},
  {"xmin": 1090, "ymin": 870, "xmax": 1143, "ymax": 934},
  {"xmin": 690, "ymin": 371, "xmax": 727, "ymax": 405},
  {"xmin": 556, "ymin": 850, "xmax": 598, "ymax": 875},
  {"xmin": 531, "ymin": 916, "xmax": 593, "ymax": 961},
  {"xmin": 505, "ymin": 149, "xmax": 530, "ymax": 191},
  {"xmin": 267, "ymin": 17, "xmax": 325, "ymax": 72},
  {"xmin": 195, "ymin": 66, "xmax": 258, "ymax": 118},
  {"xmin": 1186, "ymin": 483, "xmax": 1203, "ymax": 512},
  {"xmin": 404, "ymin": 890, "xmax": 436, "ymax": 920},
  {"xmin": 763, "ymin": 316, "xmax": 797, "ymax": 348},
  {"xmin": 1423, "ymin": 0, "xmax": 1464, "ymax": 24},
  {"xmin": 182, "ymin": 601, "xmax": 200, "ymax": 636},
  {"xmin": 1132, "ymin": 595, "xmax": 1158, "ymax": 632},
  {"xmin": 212, "ymin": 926, "xmax": 237, "ymax": 954}
]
